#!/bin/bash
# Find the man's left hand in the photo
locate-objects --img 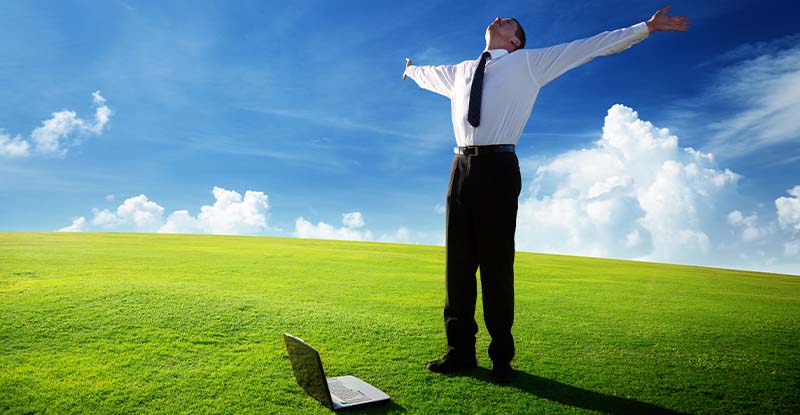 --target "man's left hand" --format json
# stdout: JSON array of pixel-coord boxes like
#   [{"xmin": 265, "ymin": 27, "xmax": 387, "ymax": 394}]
[{"xmin": 646, "ymin": 6, "xmax": 690, "ymax": 33}]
